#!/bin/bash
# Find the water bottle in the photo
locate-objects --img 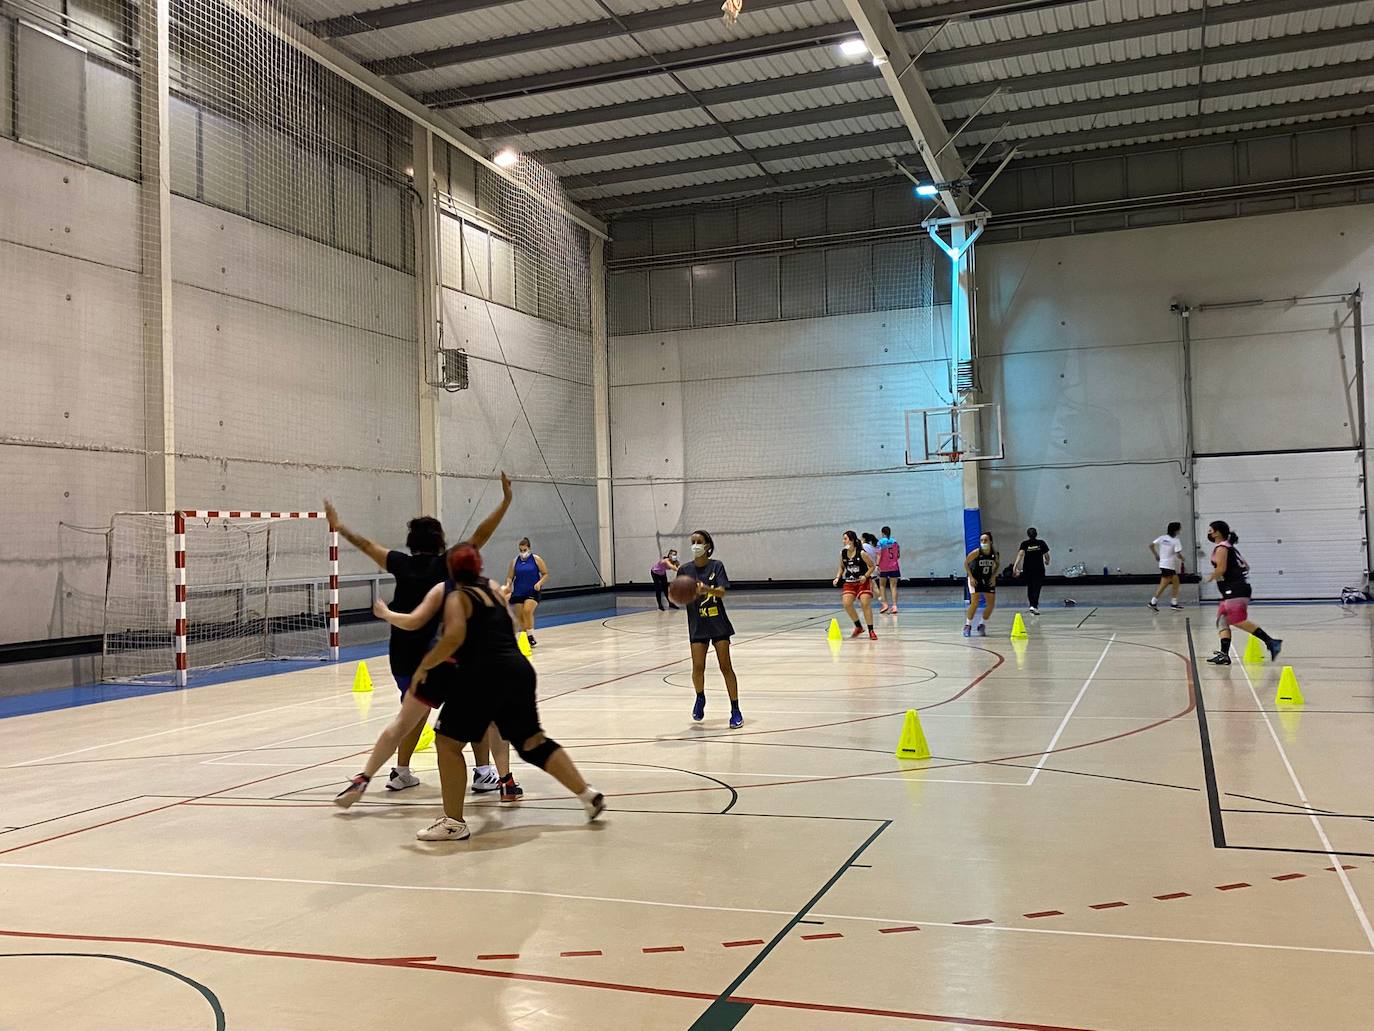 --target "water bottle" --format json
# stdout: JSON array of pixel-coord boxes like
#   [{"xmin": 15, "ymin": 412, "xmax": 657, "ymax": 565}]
[{"xmin": 1103, "ymin": 566, "xmax": 1109, "ymax": 577}]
